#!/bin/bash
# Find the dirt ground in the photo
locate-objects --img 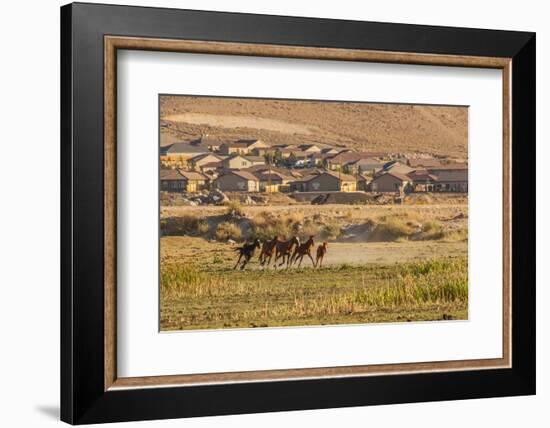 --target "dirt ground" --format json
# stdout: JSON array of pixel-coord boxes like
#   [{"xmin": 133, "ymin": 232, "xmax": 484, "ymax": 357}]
[
  {"xmin": 297, "ymin": 241, "xmax": 467, "ymax": 267},
  {"xmin": 161, "ymin": 236, "xmax": 467, "ymax": 269}
]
